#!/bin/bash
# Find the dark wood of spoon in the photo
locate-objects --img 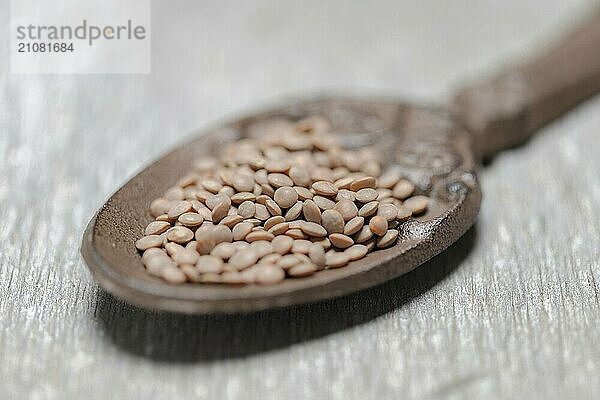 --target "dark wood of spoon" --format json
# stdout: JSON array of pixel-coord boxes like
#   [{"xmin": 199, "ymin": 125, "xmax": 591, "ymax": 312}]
[{"xmin": 81, "ymin": 13, "xmax": 600, "ymax": 314}]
